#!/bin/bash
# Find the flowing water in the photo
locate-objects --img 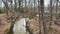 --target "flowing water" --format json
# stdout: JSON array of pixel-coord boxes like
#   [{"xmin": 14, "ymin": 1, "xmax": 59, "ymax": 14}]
[{"xmin": 13, "ymin": 18, "xmax": 29, "ymax": 34}]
